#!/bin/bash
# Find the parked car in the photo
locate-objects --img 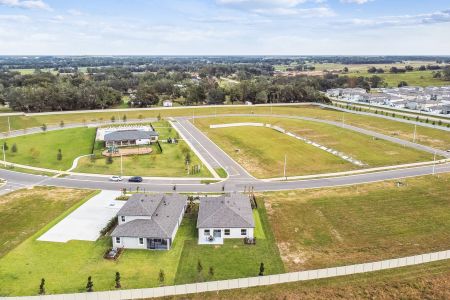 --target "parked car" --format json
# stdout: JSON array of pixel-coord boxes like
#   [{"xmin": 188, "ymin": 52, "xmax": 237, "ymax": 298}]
[
  {"xmin": 110, "ymin": 176, "xmax": 123, "ymax": 182},
  {"xmin": 128, "ymin": 176, "xmax": 143, "ymax": 182}
]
